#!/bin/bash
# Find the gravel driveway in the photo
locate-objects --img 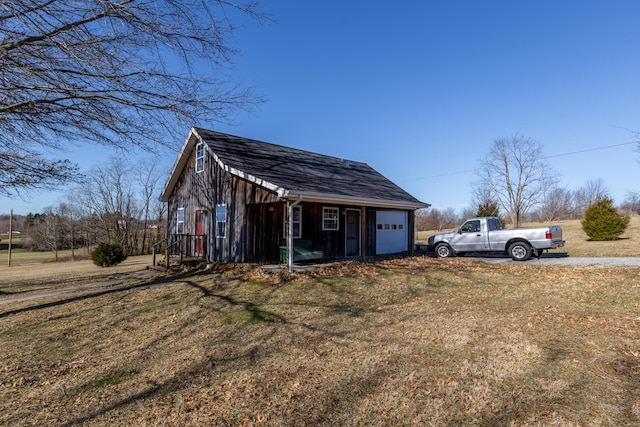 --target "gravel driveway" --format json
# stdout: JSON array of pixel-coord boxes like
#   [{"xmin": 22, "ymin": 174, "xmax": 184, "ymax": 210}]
[{"xmin": 464, "ymin": 254, "xmax": 640, "ymax": 267}]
